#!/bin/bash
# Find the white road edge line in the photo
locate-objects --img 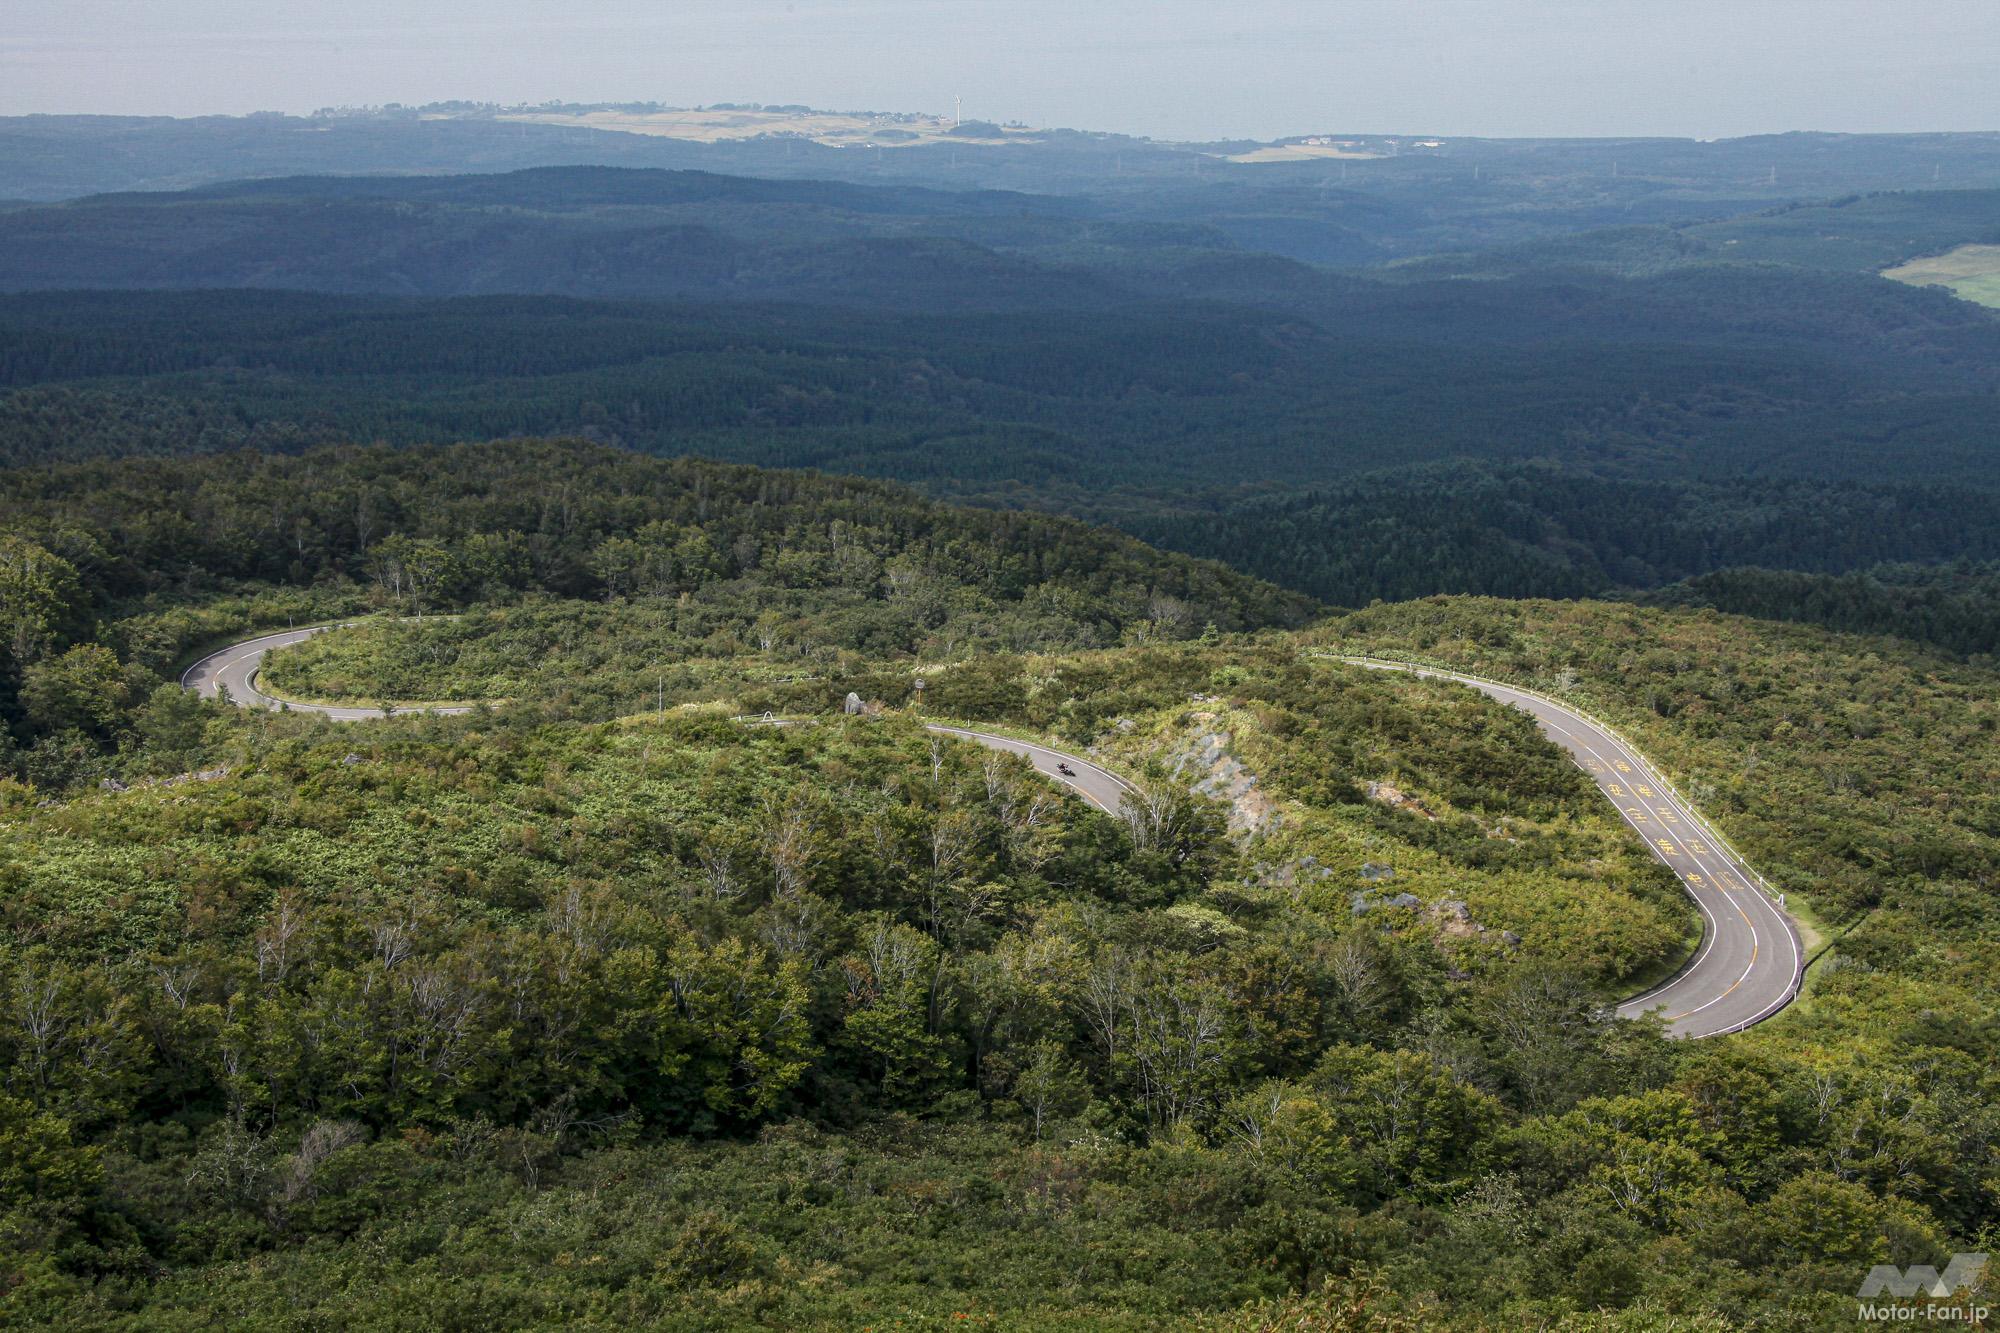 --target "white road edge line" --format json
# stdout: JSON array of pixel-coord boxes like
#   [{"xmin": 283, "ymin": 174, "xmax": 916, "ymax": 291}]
[{"xmin": 1331, "ymin": 655, "xmax": 1803, "ymax": 1037}]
